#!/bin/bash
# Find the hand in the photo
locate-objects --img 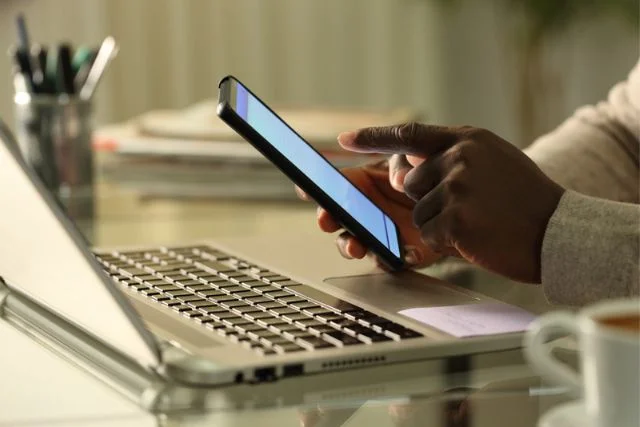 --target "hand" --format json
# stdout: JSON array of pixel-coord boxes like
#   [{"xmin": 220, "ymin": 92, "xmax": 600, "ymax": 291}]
[
  {"xmin": 338, "ymin": 123, "xmax": 565, "ymax": 283},
  {"xmin": 295, "ymin": 159, "xmax": 443, "ymax": 269}
]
